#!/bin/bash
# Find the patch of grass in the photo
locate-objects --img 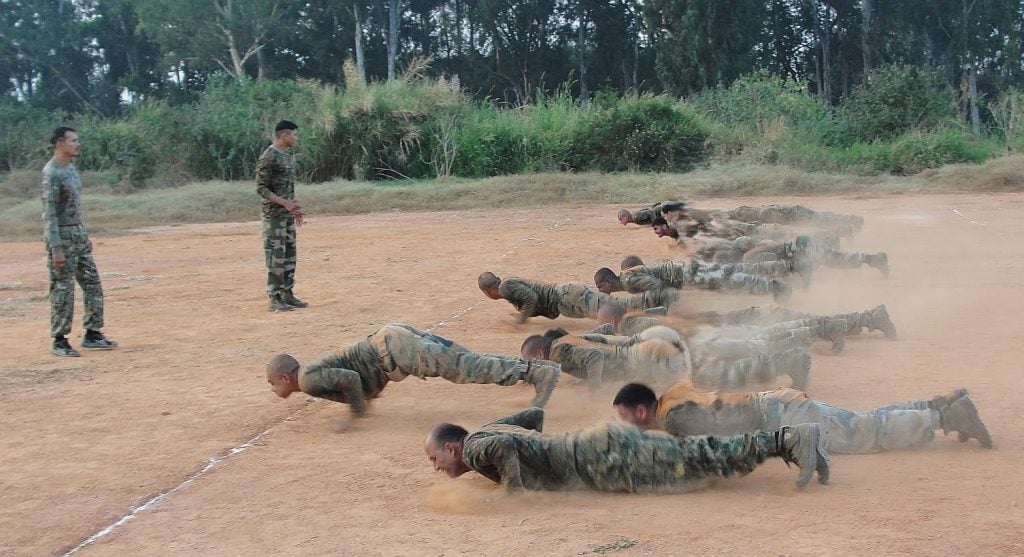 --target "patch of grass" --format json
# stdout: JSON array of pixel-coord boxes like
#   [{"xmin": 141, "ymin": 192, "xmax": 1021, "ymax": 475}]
[{"xmin": 3, "ymin": 154, "xmax": 1023, "ymax": 241}]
